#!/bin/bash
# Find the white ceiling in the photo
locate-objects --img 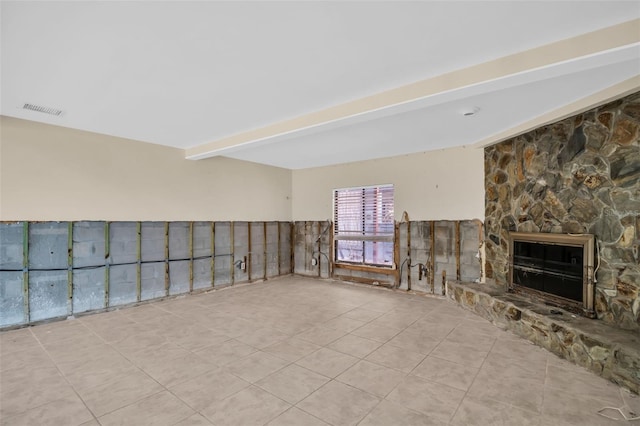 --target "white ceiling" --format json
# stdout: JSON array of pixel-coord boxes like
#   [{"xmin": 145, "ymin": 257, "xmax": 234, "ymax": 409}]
[{"xmin": 1, "ymin": 1, "xmax": 639, "ymax": 169}]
